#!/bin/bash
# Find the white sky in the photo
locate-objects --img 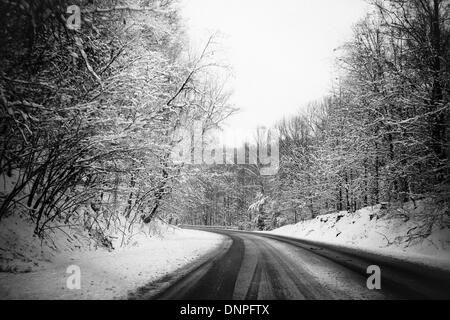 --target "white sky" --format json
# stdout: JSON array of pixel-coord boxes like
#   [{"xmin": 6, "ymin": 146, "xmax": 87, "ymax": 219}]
[{"xmin": 180, "ymin": 0, "xmax": 371, "ymax": 143}]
